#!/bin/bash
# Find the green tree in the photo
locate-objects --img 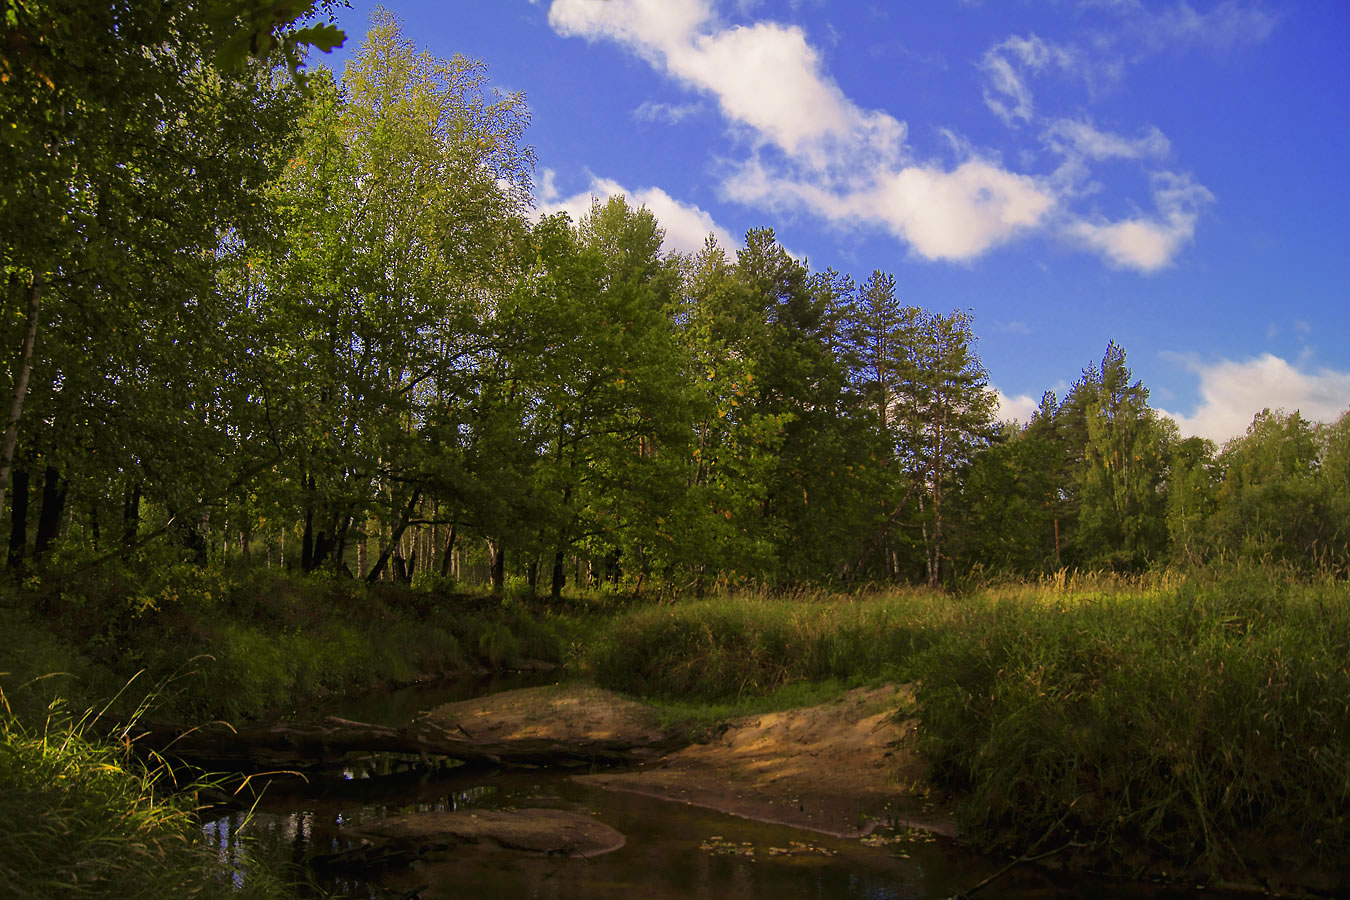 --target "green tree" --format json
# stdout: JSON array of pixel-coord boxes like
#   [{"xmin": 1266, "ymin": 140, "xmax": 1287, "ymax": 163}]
[
  {"xmin": 1205, "ymin": 408, "xmax": 1344, "ymax": 571},
  {"xmin": 674, "ymin": 238, "xmax": 787, "ymax": 590},
  {"xmin": 489, "ymin": 202, "xmax": 691, "ymax": 596},
  {"xmin": 1165, "ymin": 435, "xmax": 1219, "ymax": 567},
  {"xmin": 1, "ymin": 0, "xmax": 303, "ymax": 563},
  {"xmin": 253, "ymin": 13, "xmax": 532, "ymax": 576},
  {"xmin": 947, "ymin": 414, "xmax": 1062, "ymax": 579},
  {"xmin": 894, "ymin": 311, "xmax": 997, "ymax": 587},
  {"xmin": 1062, "ymin": 342, "xmax": 1170, "ymax": 570}
]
